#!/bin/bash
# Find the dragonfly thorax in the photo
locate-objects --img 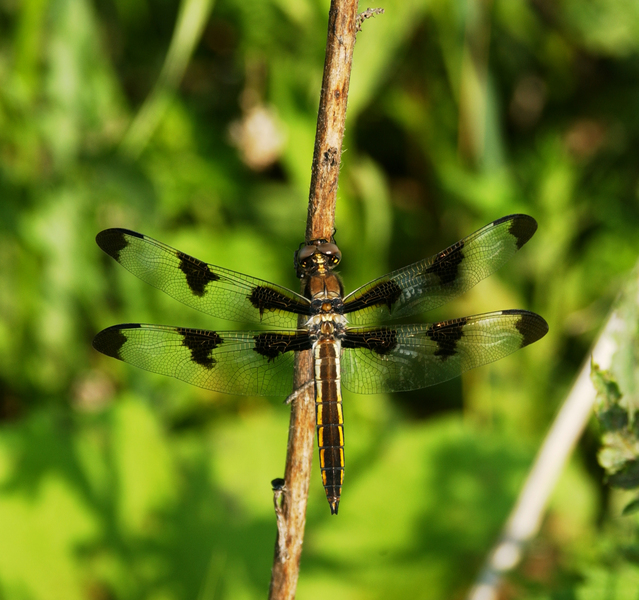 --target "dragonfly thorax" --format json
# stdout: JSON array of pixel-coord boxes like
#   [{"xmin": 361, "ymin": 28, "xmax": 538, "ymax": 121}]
[{"xmin": 310, "ymin": 297, "xmax": 345, "ymax": 315}]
